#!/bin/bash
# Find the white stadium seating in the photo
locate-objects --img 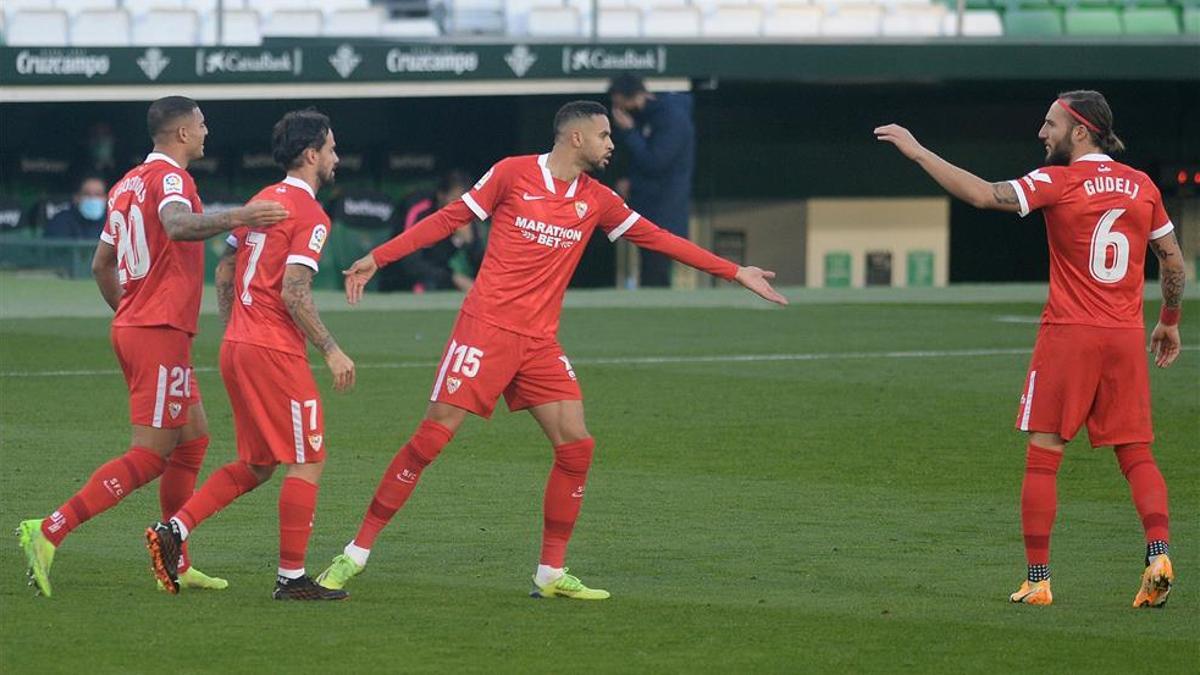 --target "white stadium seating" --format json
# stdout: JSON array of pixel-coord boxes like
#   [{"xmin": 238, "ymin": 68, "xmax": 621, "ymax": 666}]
[
  {"xmin": 54, "ymin": 0, "xmax": 117, "ymax": 15},
  {"xmin": 70, "ymin": 8, "xmax": 129, "ymax": 45},
  {"xmin": 763, "ymin": 4, "xmax": 822, "ymax": 37},
  {"xmin": 701, "ymin": 5, "xmax": 763, "ymax": 37},
  {"xmin": 200, "ymin": 8, "xmax": 261, "ymax": 44},
  {"xmin": 820, "ymin": 4, "xmax": 883, "ymax": 36},
  {"xmin": 132, "ymin": 8, "xmax": 199, "ymax": 45},
  {"xmin": 7, "ymin": 9, "xmax": 70, "ymax": 45},
  {"xmin": 261, "ymin": 8, "xmax": 322, "ymax": 35},
  {"xmin": 322, "ymin": 7, "xmax": 385, "ymax": 35},
  {"xmin": 597, "ymin": 7, "xmax": 640, "ymax": 36},
  {"xmin": 527, "ymin": 5, "xmax": 582, "ymax": 36},
  {"xmin": 120, "ymin": 0, "xmax": 186, "ymax": 16},
  {"xmin": 881, "ymin": 4, "xmax": 945, "ymax": 37},
  {"xmin": 642, "ymin": 6, "xmax": 700, "ymax": 37},
  {"xmin": 380, "ymin": 17, "xmax": 440, "ymax": 37},
  {"xmin": 940, "ymin": 9, "xmax": 1002, "ymax": 36}
]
